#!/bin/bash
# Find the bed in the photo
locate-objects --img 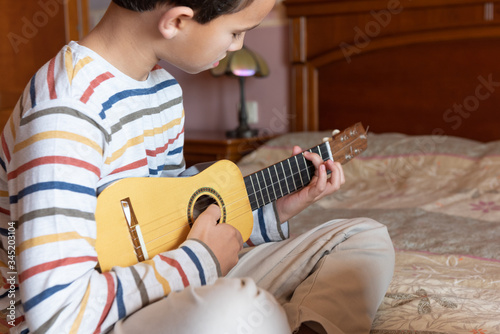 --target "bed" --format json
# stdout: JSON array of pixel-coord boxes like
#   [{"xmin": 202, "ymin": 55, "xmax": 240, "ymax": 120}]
[
  {"xmin": 237, "ymin": 131, "xmax": 500, "ymax": 333},
  {"xmin": 236, "ymin": 1, "xmax": 500, "ymax": 332}
]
